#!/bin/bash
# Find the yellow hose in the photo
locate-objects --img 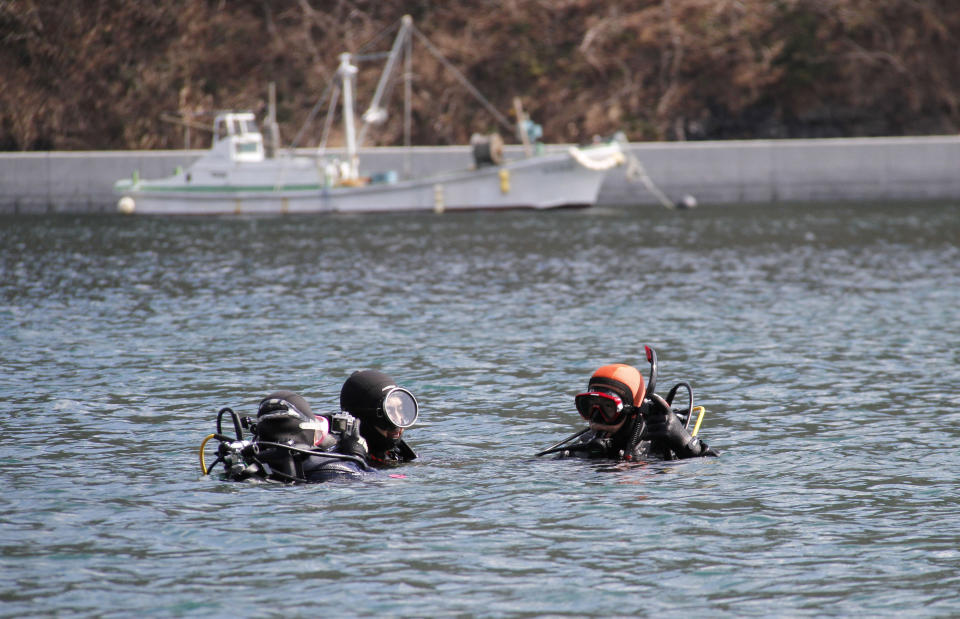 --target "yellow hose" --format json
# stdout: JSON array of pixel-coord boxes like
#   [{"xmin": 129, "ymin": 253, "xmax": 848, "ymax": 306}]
[
  {"xmin": 691, "ymin": 406, "xmax": 706, "ymax": 437},
  {"xmin": 199, "ymin": 434, "xmax": 216, "ymax": 475}
]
